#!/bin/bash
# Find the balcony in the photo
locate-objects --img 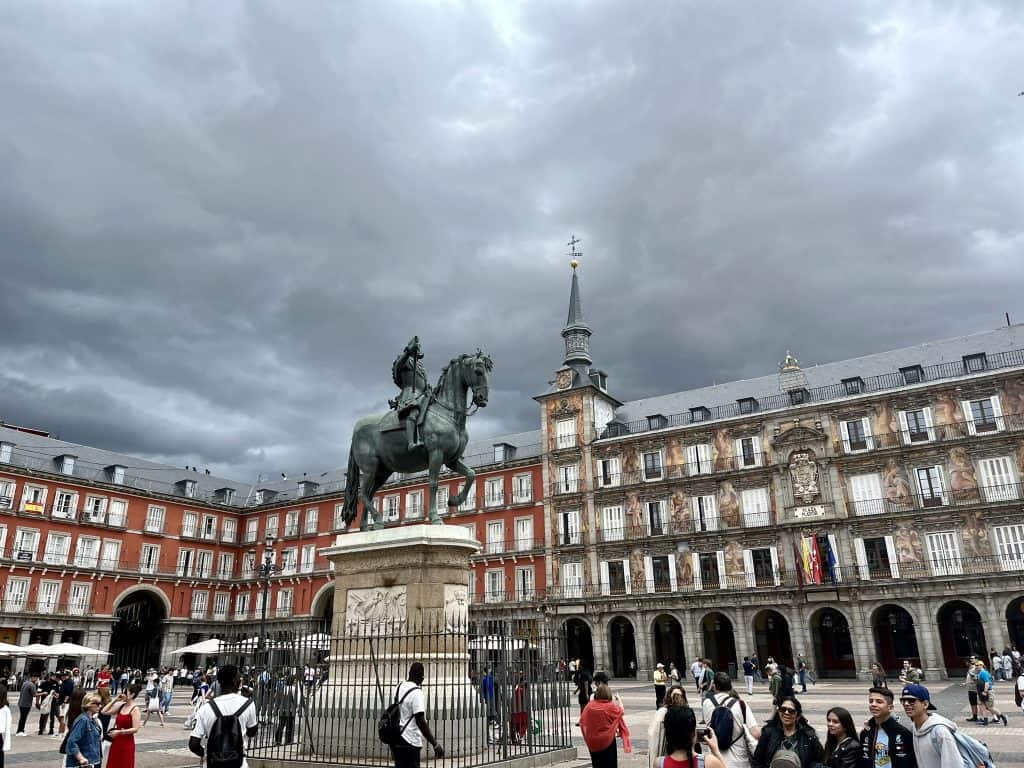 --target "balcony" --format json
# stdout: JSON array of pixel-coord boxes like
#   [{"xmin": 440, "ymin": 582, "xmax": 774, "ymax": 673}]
[
  {"xmin": 837, "ymin": 415, "xmax": 1024, "ymax": 456},
  {"xmin": 847, "ymin": 479, "xmax": 1024, "ymax": 518},
  {"xmin": 550, "ymin": 478, "xmax": 585, "ymax": 496},
  {"xmin": 484, "ymin": 493, "xmax": 505, "ymax": 508},
  {"xmin": 50, "ymin": 504, "xmax": 78, "ymax": 521}
]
